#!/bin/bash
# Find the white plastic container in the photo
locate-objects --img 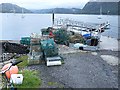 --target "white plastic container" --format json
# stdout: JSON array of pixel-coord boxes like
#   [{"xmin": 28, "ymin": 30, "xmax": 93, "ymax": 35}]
[
  {"xmin": 46, "ymin": 56, "xmax": 62, "ymax": 66},
  {"xmin": 10, "ymin": 74, "xmax": 23, "ymax": 84}
]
